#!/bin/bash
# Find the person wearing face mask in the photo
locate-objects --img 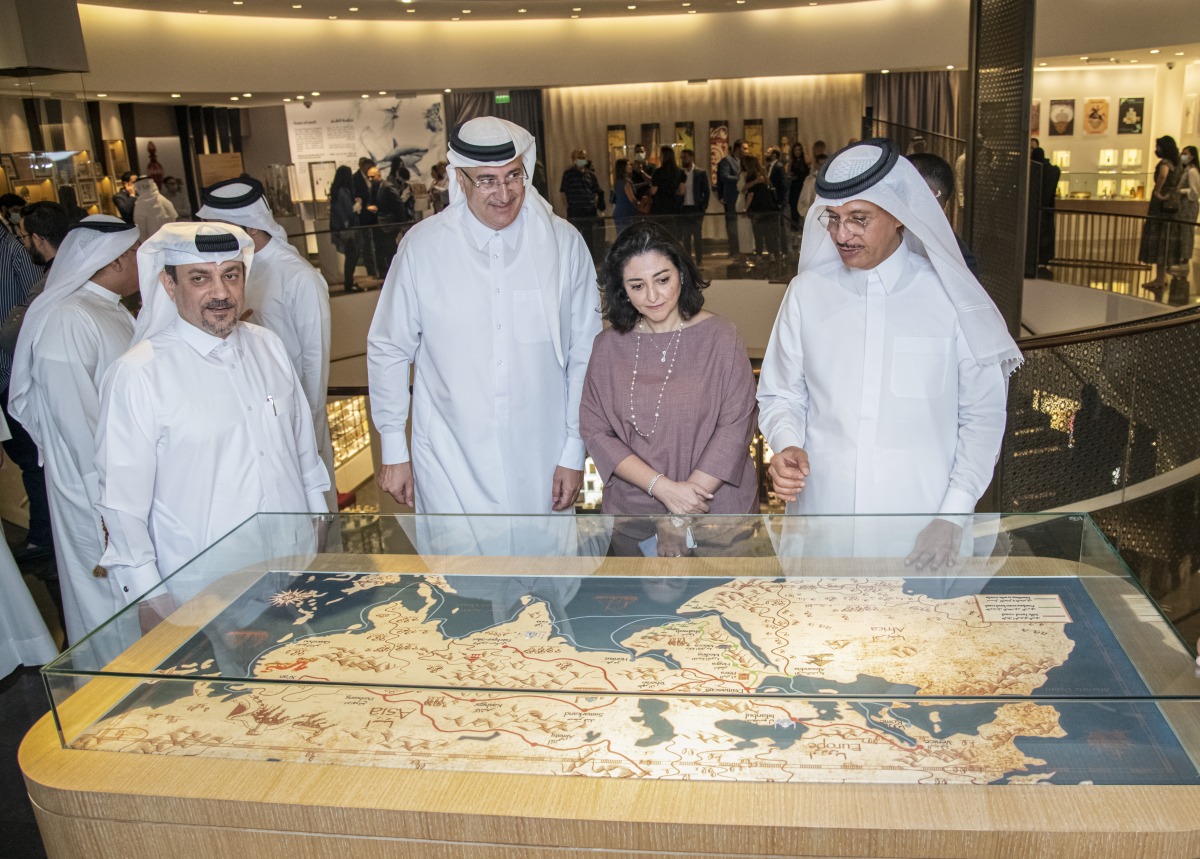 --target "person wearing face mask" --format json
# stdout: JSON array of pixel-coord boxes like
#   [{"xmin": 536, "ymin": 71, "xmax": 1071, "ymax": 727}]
[
  {"xmin": 1173, "ymin": 145, "xmax": 1200, "ymax": 276},
  {"xmin": 0, "ymin": 193, "xmax": 26, "ymax": 236},
  {"xmin": 559, "ymin": 148, "xmax": 604, "ymax": 263}
]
